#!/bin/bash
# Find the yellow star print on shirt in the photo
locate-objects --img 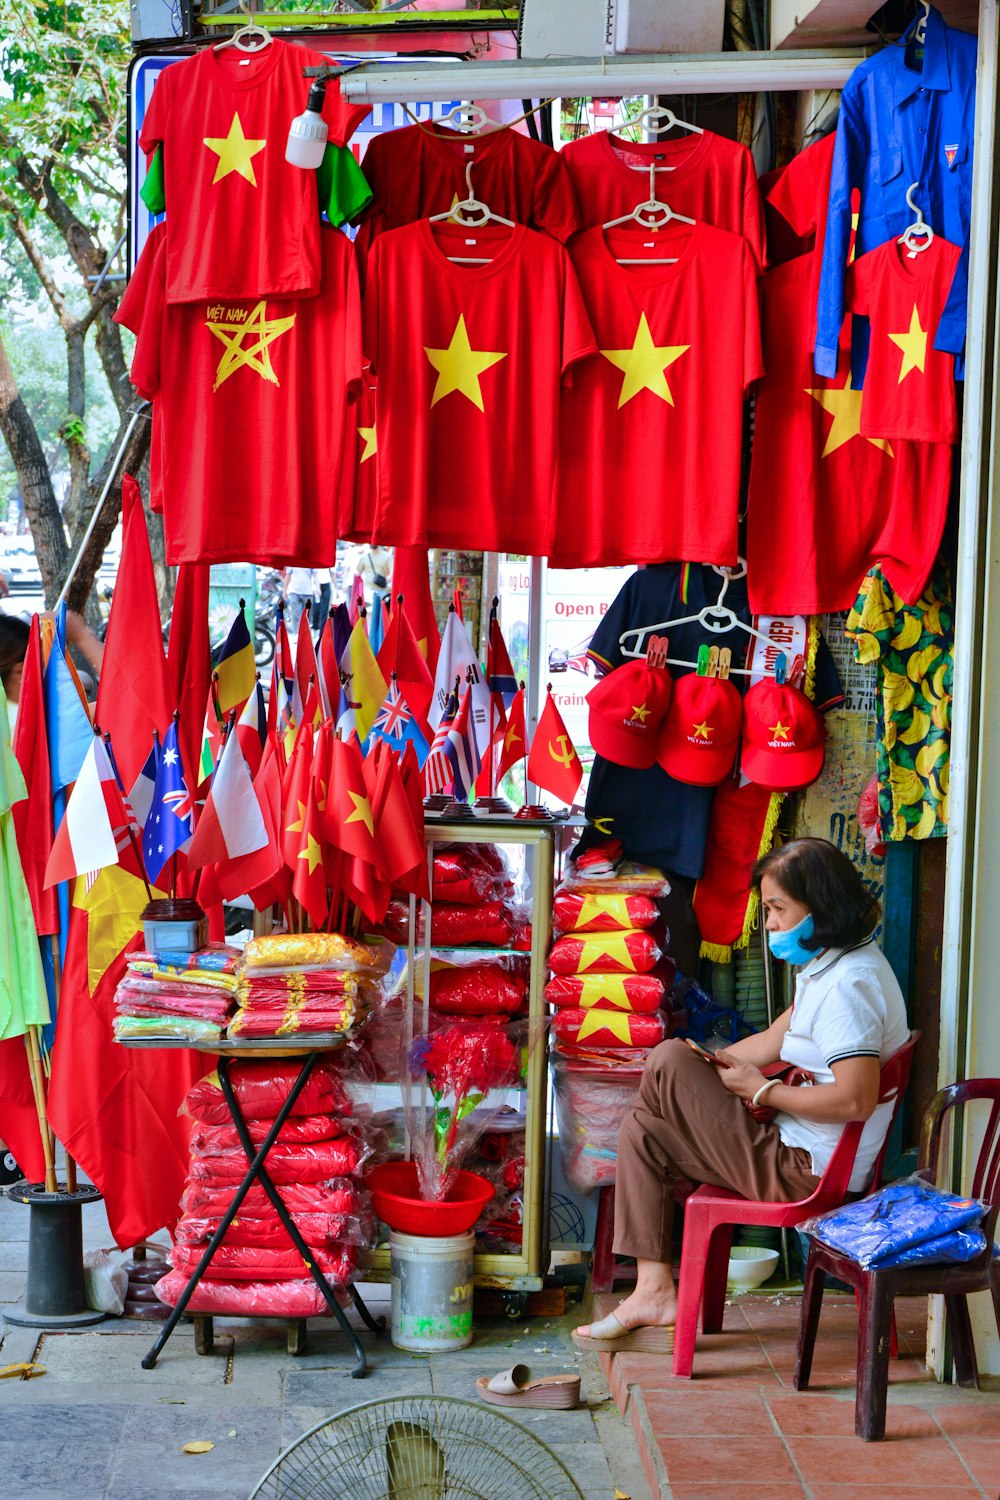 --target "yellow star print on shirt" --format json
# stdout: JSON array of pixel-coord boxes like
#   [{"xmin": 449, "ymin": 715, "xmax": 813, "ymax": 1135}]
[
  {"xmin": 889, "ymin": 304, "xmax": 928, "ymax": 382},
  {"xmin": 203, "ymin": 112, "xmax": 266, "ymax": 186},
  {"xmin": 601, "ymin": 312, "xmax": 689, "ymax": 408},
  {"xmin": 424, "ymin": 315, "xmax": 507, "ymax": 410},
  {"xmin": 358, "ymin": 424, "xmax": 377, "ymax": 463},
  {"xmin": 805, "ymin": 376, "xmax": 893, "ymax": 458},
  {"xmin": 206, "ymin": 301, "xmax": 296, "ymax": 392}
]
